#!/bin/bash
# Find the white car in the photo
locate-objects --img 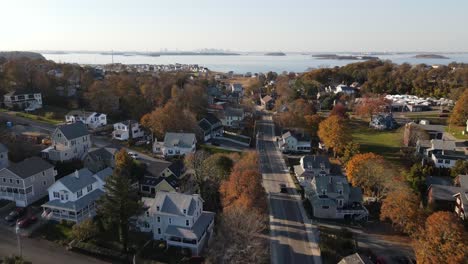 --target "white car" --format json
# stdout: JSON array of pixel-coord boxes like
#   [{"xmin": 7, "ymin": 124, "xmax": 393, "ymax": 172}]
[{"xmin": 128, "ymin": 152, "xmax": 139, "ymax": 159}]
